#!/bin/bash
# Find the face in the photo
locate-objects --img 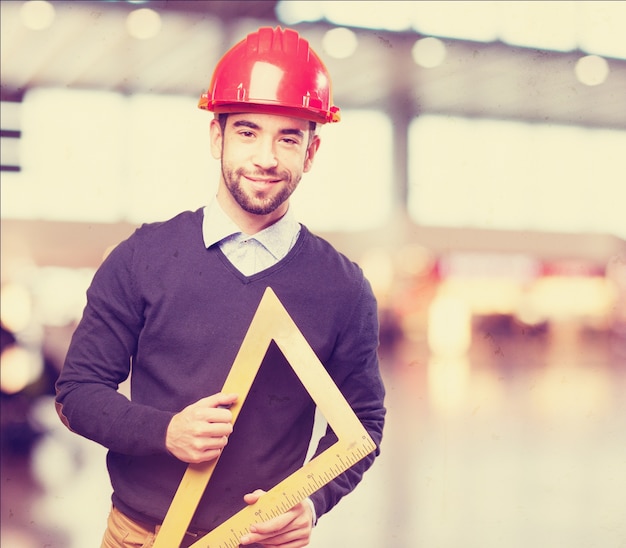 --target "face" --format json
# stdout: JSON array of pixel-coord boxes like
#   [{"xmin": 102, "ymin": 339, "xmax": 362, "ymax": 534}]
[{"xmin": 210, "ymin": 113, "xmax": 320, "ymax": 221}]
